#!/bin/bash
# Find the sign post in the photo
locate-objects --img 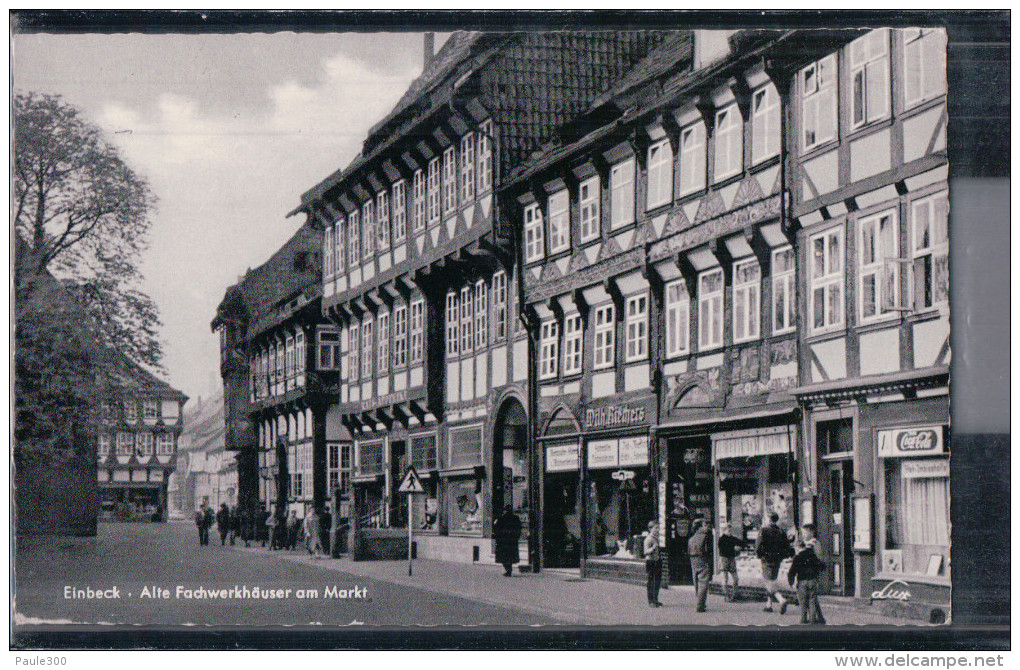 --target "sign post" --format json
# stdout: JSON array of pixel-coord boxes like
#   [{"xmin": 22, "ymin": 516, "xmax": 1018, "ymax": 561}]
[{"xmin": 397, "ymin": 466, "xmax": 425, "ymax": 576}]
